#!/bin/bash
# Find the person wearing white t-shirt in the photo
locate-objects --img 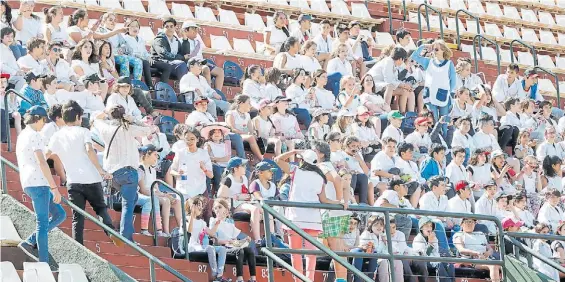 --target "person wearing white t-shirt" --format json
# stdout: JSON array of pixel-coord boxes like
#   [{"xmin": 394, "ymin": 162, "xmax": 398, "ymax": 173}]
[
  {"xmin": 340, "ymin": 136, "xmax": 373, "ymax": 205},
  {"xmin": 395, "ymin": 142, "xmax": 424, "ymax": 207},
  {"xmin": 300, "ymin": 40, "xmax": 323, "ymax": 75},
  {"xmin": 405, "ymin": 117, "xmax": 433, "ymax": 162},
  {"xmin": 12, "ymin": 0, "xmax": 43, "ymax": 47},
  {"xmin": 536, "ymin": 126, "xmax": 565, "ymax": 162},
  {"xmin": 16, "ymin": 105, "xmax": 66, "ymax": 264},
  {"xmin": 374, "ymin": 181, "xmax": 416, "ymax": 239},
  {"xmin": 538, "ymin": 190, "xmax": 565, "ymax": 233},
  {"xmin": 313, "ymin": 20, "xmax": 333, "ymax": 64},
  {"xmin": 445, "ymin": 147, "xmax": 468, "ymax": 197},
  {"xmin": 312, "ymin": 70, "xmax": 337, "ymax": 110},
  {"xmin": 17, "ymin": 38, "xmax": 48, "ymax": 75},
  {"xmin": 382, "ymin": 110, "xmax": 405, "ymax": 142},
  {"xmin": 473, "ymin": 115, "xmax": 501, "ymax": 152},
  {"xmin": 492, "ymin": 63, "xmax": 521, "ymax": 103},
  {"xmin": 448, "ymin": 181, "xmax": 489, "ymax": 234},
  {"xmin": 241, "ymin": 65, "xmax": 266, "ymax": 108},
  {"xmin": 45, "ymin": 101, "xmax": 121, "ymax": 246},
  {"xmin": 418, "ymin": 176, "xmax": 451, "ymax": 255},
  {"xmin": 105, "ymin": 77, "xmax": 142, "ymax": 122},
  {"xmin": 276, "ymin": 149, "xmax": 341, "ymax": 282},
  {"xmin": 326, "ymin": 43, "xmax": 353, "ymax": 96},
  {"xmin": 474, "ymin": 182, "xmax": 502, "ymax": 234},
  {"xmin": 370, "ymin": 137, "xmax": 399, "ymax": 188}
]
